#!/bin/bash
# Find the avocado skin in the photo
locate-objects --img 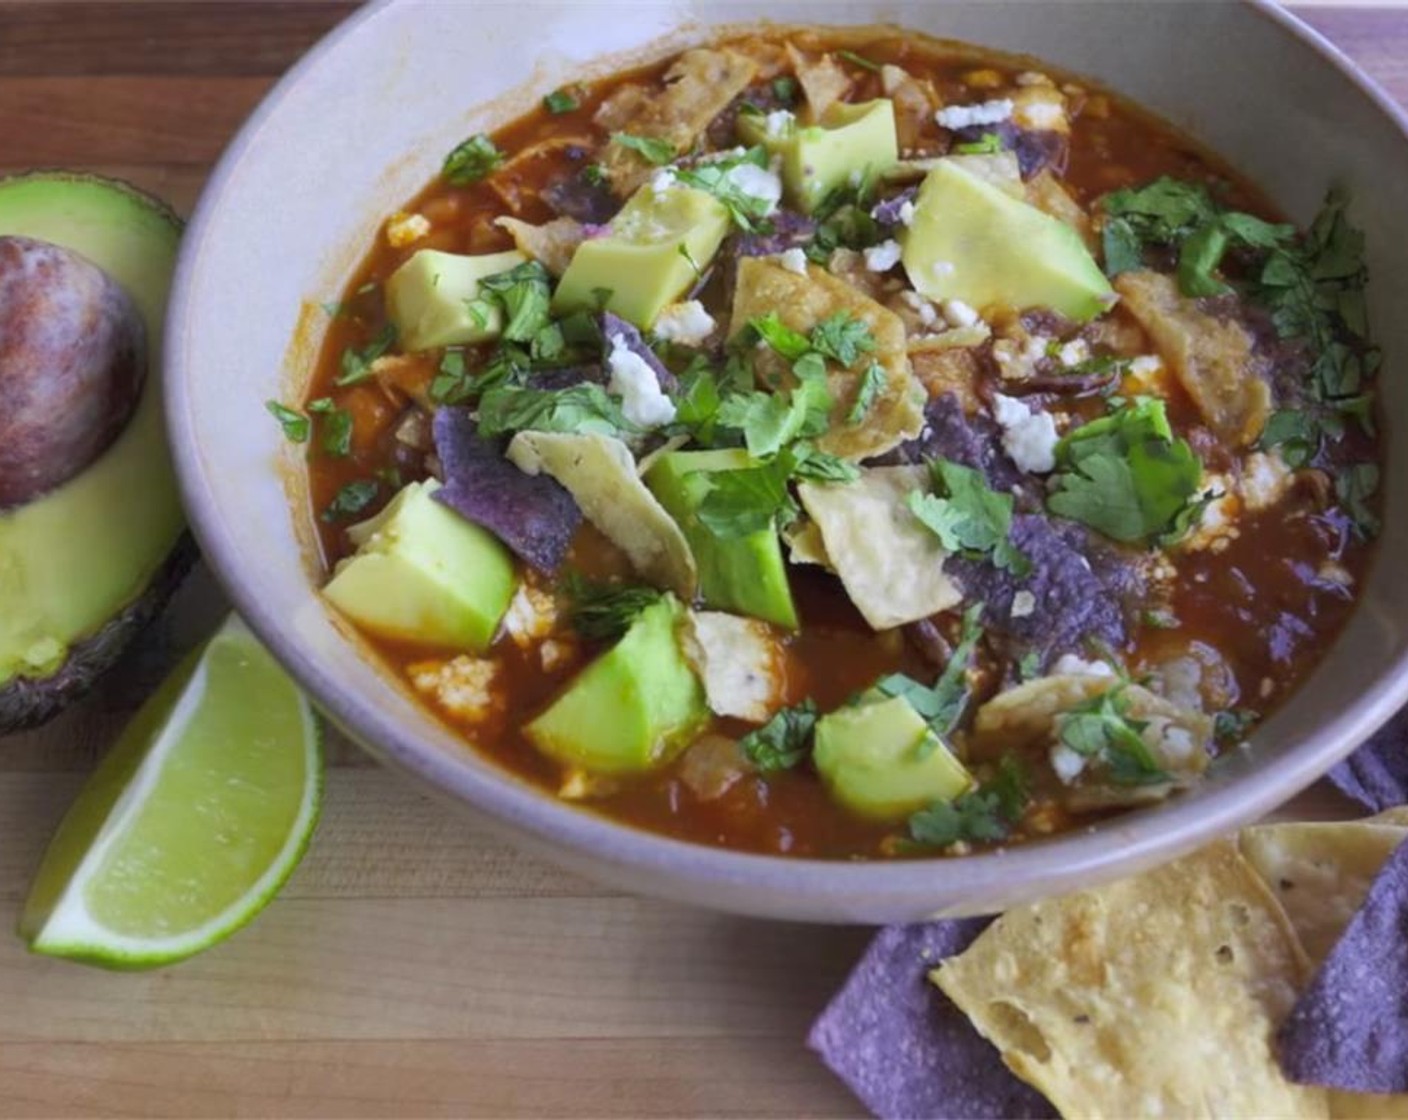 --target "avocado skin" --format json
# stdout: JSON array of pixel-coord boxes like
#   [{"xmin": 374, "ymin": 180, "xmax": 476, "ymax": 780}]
[
  {"xmin": 0, "ymin": 533, "xmax": 198, "ymax": 735},
  {"xmin": 0, "ymin": 172, "xmax": 190, "ymax": 737}
]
